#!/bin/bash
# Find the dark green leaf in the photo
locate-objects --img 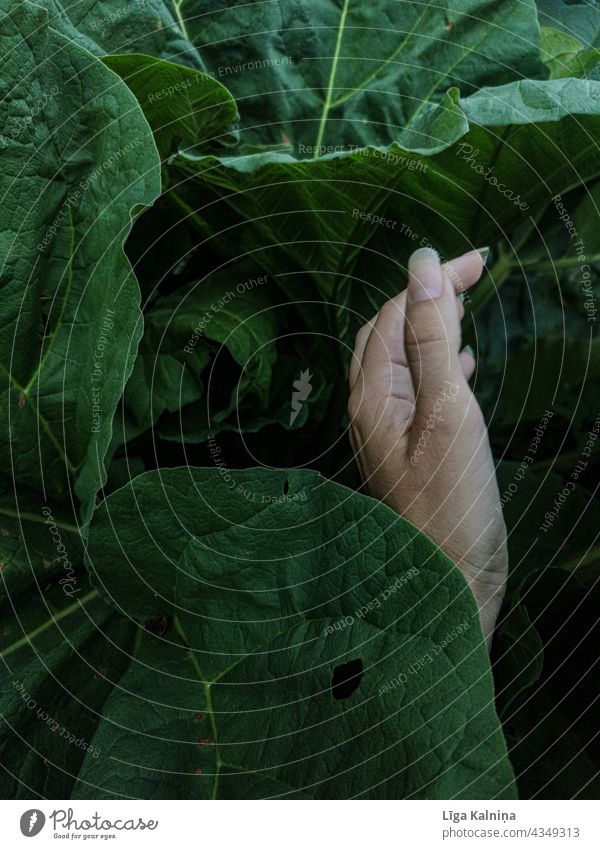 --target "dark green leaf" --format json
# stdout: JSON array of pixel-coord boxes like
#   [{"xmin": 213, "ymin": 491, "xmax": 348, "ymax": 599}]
[
  {"xmin": 81, "ymin": 467, "xmax": 516, "ymax": 799},
  {"xmin": 540, "ymin": 26, "xmax": 600, "ymax": 79},
  {"xmin": 174, "ymin": 0, "xmax": 545, "ymax": 147},
  {"xmin": 0, "ymin": 1, "xmax": 161, "ymax": 520},
  {"xmin": 171, "ymin": 76, "xmax": 600, "ymax": 306},
  {"xmin": 43, "ymin": 0, "xmax": 204, "ymax": 68},
  {"xmin": 103, "ymin": 54, "xmax": 238, "ymax": 161}
]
